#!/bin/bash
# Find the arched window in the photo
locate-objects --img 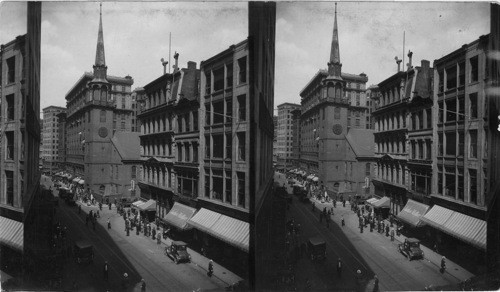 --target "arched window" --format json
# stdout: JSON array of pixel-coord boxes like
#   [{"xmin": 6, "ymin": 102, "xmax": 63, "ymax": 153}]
[{"xmin": 335, "ymin": 84, "xmax": 342, "ymax": 99}]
